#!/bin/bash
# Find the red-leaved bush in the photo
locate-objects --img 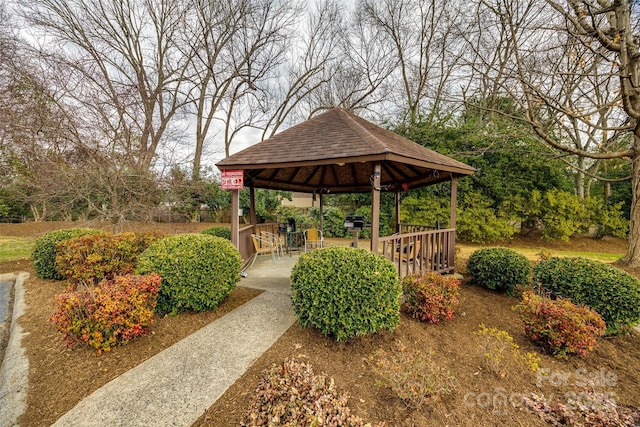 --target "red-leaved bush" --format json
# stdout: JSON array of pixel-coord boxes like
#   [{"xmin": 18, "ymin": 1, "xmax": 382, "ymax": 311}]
[
  {"xmin": 50, "ymin": 273, "xmax": 161, "ymax": 355},
  {"xmin": 401, "ymin": 272, "xmax": 460, "ymax": 324},
  {"xmin": 55, "ymin": 232, "xmax": 163, "ymax": 288},
  {"xmin": 514, "ymin": 291, "xmax": 606, "ymax": 358}
]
